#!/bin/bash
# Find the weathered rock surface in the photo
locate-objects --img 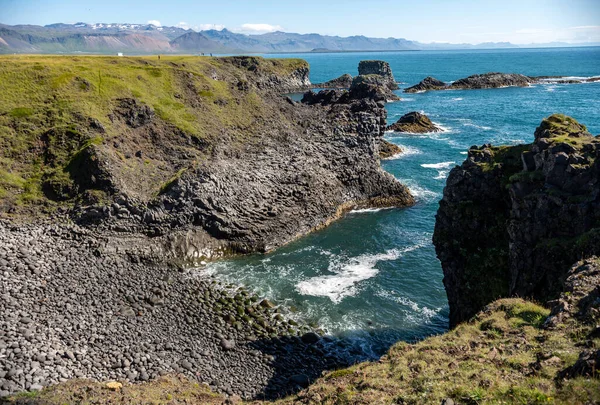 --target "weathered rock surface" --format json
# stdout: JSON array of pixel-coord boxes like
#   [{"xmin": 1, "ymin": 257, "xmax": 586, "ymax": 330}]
[
  {"xmin": 404, "ymin": 76, "xmax": 447, "ymax": 93},
  {"xmin": 449, "ymin": 72, "xmax": 532, "ymax": 89},
  {"xmin": 386, "ymin": 111, "xmax": 442, "ymax": 133},
  {"xmin": 349, "ymin": 74, "xmax": 400, "ymax": 101},
  {"xmin": 357, "ymin": 60, "xmax": 399, "ymax": 90},
  {"xmin": 0, "ymin": 220, "xmax": 351, "ymax": 399},
  {"xmin": 379, "ymin": 140, "xmax": 402, "ymax": 159},
  {"xmin": 313, "ymin": 73, "xmax": 353, "ymax": 89},
  {"xmin": 434, "ymin": 114, "xmax": 600, "ymax": 327},
  {"xmin": 70, "ymin": 59, "xmax": 413, "ymax": 260}
]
